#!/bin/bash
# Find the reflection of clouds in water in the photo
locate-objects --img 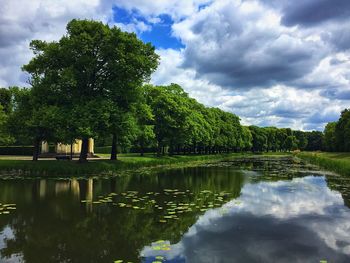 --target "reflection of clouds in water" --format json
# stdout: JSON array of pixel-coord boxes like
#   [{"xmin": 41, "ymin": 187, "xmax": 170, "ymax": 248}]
[
  {"xmin": 0, "ymin": 226, "xmax": 23, "ymax": 263},
  {"xmin": 237, "ymin": 176, "xmax": 341, "ymax": 218},
  {"xmin": 141, "ymin": 176, "xmax": 350, "ymax": 262},
  {"xmin": 141, "ymin": 240, "xmax": 185, "ymax": 262}
]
